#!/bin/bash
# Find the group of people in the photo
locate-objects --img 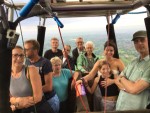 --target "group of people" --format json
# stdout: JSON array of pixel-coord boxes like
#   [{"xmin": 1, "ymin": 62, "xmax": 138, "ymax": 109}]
[{"xmin": 9, "ymin": 30, "xmax": 150, "ymax": 113}]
